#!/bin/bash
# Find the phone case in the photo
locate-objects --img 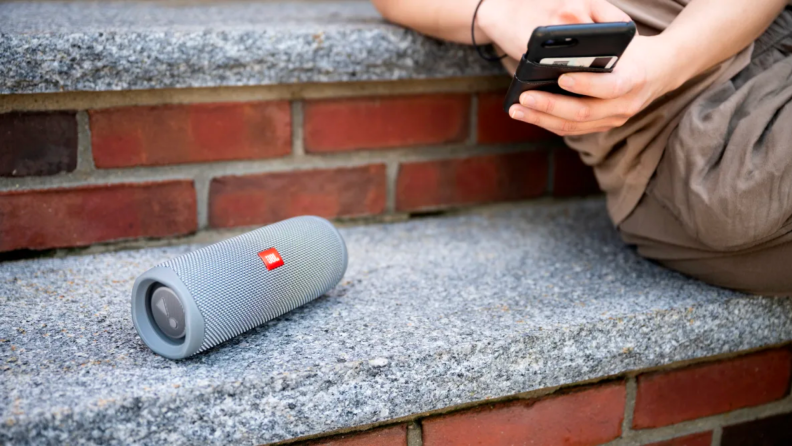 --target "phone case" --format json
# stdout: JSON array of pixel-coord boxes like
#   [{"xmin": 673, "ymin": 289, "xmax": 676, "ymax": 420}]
[
  {"xmin": 503, "ymin": 22, "xmax": 636, "ymax": 113},
  {"xmin": 527, "ymin": 23, "xmax": 635, "ymax": 61},
  {"xmin": 502, "ymin": 56, "xmax": 611, "ymax": 113}
]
